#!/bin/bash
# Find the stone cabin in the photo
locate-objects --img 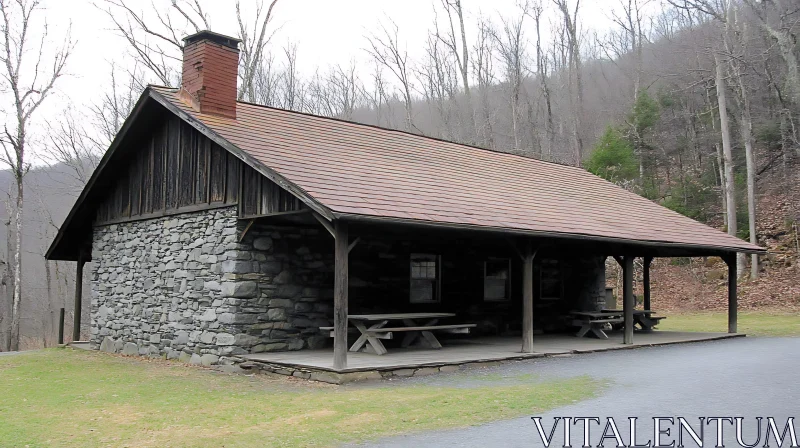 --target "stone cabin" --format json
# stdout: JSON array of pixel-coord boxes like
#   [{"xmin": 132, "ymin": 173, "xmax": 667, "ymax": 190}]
[{"xmin": 46, "ymin": 31, "xmax": 762, "ymax": 368}]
